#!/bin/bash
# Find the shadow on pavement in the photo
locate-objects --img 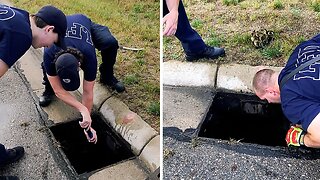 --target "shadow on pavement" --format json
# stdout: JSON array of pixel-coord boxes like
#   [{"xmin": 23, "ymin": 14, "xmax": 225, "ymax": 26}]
[{"xmin": 163, "ymin": 126, "xmax": 320, "ymax": 160}]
